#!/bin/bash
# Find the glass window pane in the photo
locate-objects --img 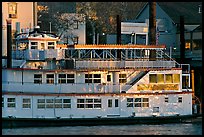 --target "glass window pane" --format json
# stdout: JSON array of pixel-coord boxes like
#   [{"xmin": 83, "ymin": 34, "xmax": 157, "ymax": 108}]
[
  {"xmin": 173, "ymin": 74, "xmax": 180, "ymax": 83},
  {"xmin": 166, "ymin": 74, "xmax": 173, "ymax": 83},
  {"xmin": 149, "ymin": 74, "xmax": 157, "ymax": 83},
  {"xmin": 157, "ymin": 74, "xmax": 164, "ymax": 83}
]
